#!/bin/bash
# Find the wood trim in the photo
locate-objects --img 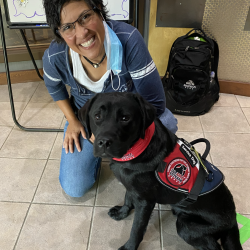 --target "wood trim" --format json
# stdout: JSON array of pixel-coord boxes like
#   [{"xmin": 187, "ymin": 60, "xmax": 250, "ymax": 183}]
[
  {"xmin": 219, "ymin": 80, "xmax": 250, "ymax": 97},
  {"xmin": 1, "ymin": 70, "xmax": 250, "ymax": 97},
  {"xmin": 0, "ymin": 45, "xmax": 50, "ymax": 55},
  {"xmin": 0, "ymin": 69, "xmax": 43, "ymax": 85}
]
